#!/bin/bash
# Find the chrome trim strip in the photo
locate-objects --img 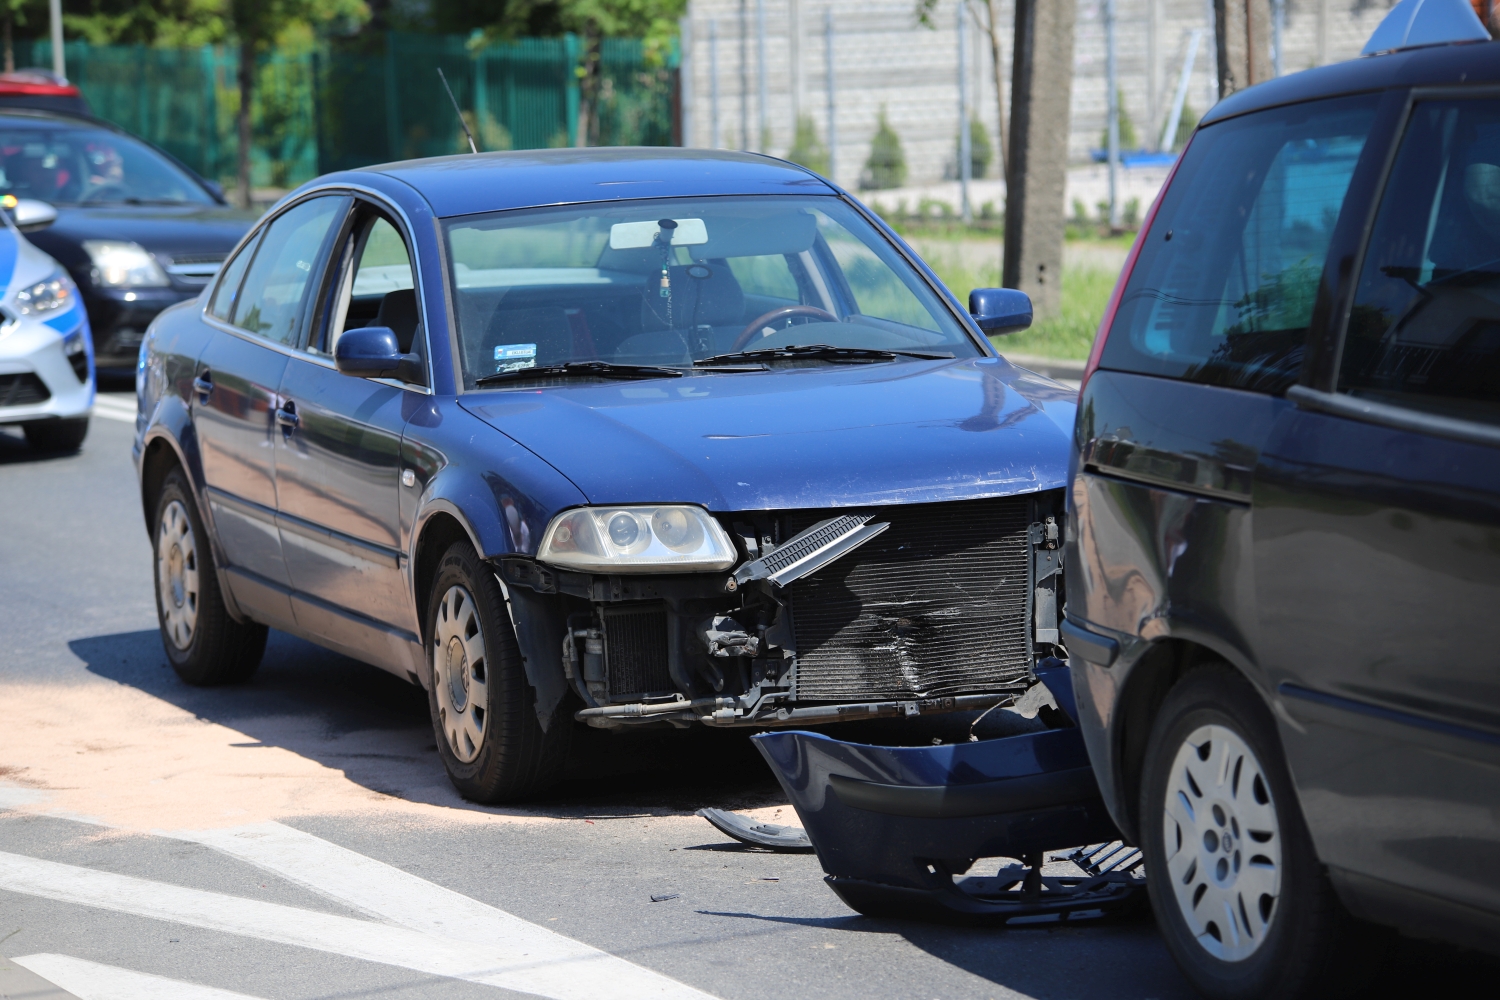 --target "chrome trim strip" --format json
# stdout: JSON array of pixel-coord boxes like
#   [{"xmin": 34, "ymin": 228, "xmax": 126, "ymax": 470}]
[{"xmin": 1080, "ymin": 464, "xmax": 1252, "ymax": 507}]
